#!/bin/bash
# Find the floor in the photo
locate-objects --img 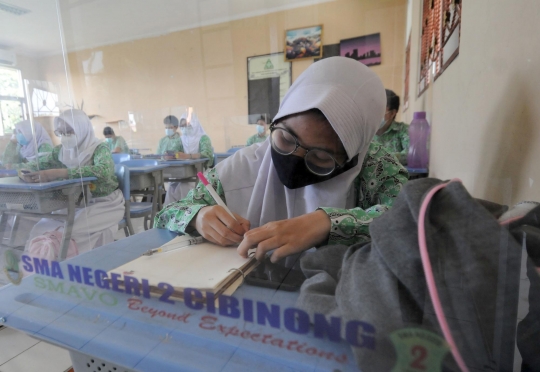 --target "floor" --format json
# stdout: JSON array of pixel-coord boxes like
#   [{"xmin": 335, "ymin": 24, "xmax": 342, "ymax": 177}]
[
  {"xmin": 0, "ymin": 218, "xmax": 145, "ymax": 372},
  {"xmin": 0, "ymin": 218, "xmax": 533, "ymax": 371}
]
